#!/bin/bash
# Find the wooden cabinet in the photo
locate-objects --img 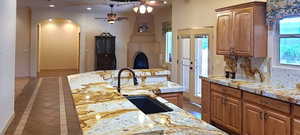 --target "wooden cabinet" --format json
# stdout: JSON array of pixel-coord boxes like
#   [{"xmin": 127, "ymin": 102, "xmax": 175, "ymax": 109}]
[
  {"xmin": 159, "ymin": 92, "xmax": 183, "ymax": 108},
  {"xmin": 233, "ymin": 8, "xmax": 253, "ymax": 56},
  {"xmin": 264, "ymin": 110, "xmax": 290, "ymax": 135},
  {"xmin": 201, "ymin": 79, "xmax": 211, "ymax": 122},
  {"xmin": 211, "ymin": 91, "xmax": 226, "ymax": 125},
  {"xmin": 225, "ymin": 96, "xmax": 242, "ymax": 133},
  {"xmin": 216, "ymin": 11, "xmax": 233, "ymax": 55},
  {"xmin": 210, "ymin": 83, "xmax": 242, "ymax": 134},
  {"xmin": 243, "ymin": 103, "xmax": 264, "ymax": 135},
  {"xmin": 243, "ymin": 92, "xmax": 291, "ymax": 135},
  {"xmin": 293, "ymin": 119, "xmax": 300, "ymax": 135},
  {"xmin": 216, "ymin": 2, "xmax": 267, "ymax": 57}
]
